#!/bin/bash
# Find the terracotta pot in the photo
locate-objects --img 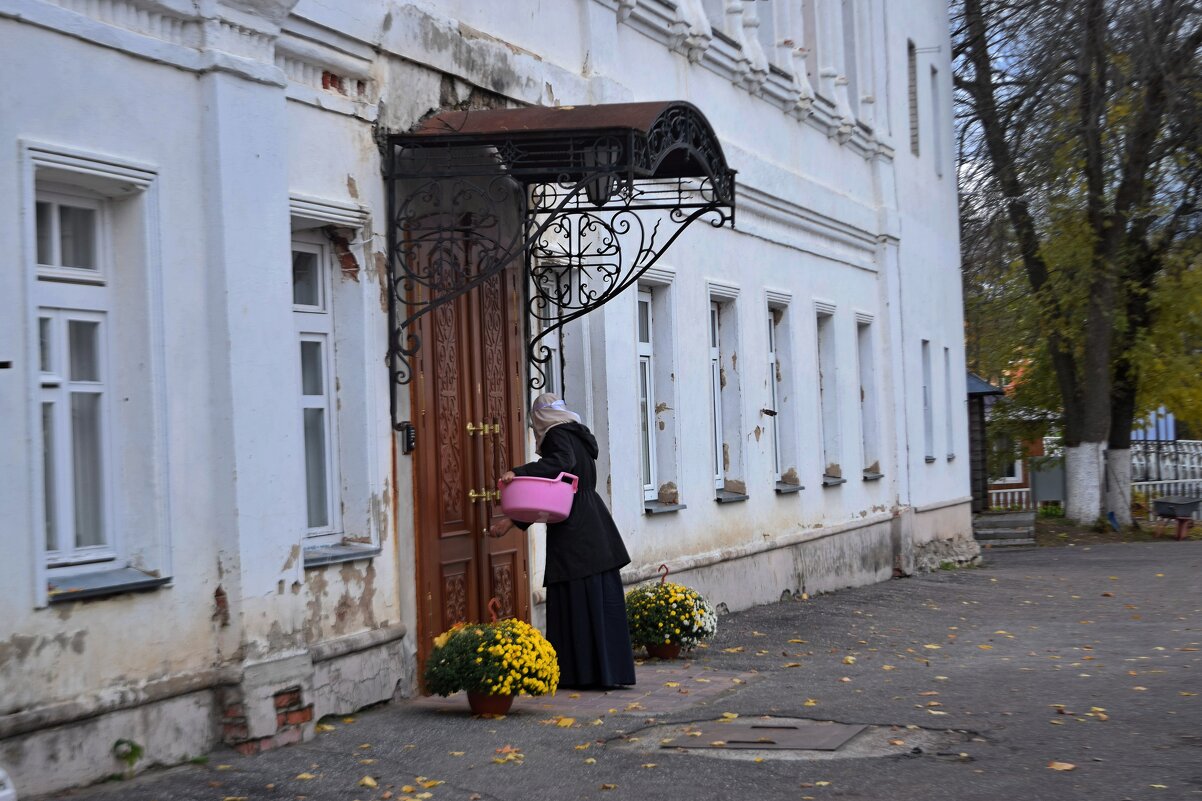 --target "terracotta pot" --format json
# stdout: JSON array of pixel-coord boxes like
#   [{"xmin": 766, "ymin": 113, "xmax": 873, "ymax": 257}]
[
  {"xmin": 645, "ymin": 642, "xmax": 682, "ymax": 660},
  {"xmin": 467, "ymin": 691, "xmax": 515, "ymax": 716}
]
